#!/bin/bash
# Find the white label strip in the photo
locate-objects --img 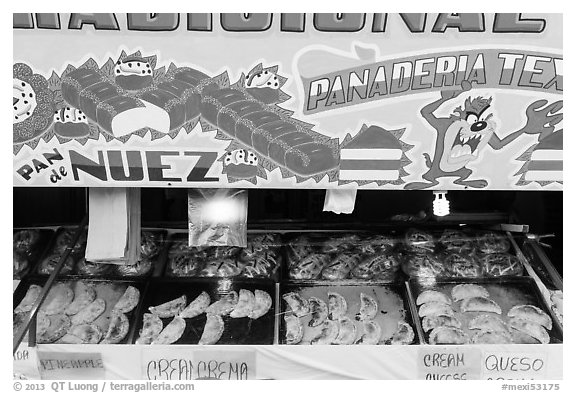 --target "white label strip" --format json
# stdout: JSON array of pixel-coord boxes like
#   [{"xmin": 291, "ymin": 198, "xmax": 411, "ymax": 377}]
[
  {"xmin": 339, "ymin": 170, "xmax": 399, "ymax": 181},
  {"xmin": 525, "ymin": 170, "xmax": 563, "ymax": 181},
  {"xmin": 531, "ymin": 150, "xmax": 563, "ymax": 161},
  {"xmin": 341, "ymin": 149, "xmax": 402, "ymax": 160}
]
